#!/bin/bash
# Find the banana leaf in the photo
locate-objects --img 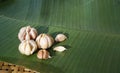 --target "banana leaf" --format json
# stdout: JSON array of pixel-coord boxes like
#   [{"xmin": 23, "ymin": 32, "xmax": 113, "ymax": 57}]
[{"xmin": 0, "ymin": 0, "xmax": 120, "ymax": 73}]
